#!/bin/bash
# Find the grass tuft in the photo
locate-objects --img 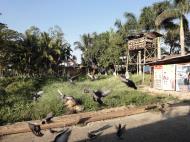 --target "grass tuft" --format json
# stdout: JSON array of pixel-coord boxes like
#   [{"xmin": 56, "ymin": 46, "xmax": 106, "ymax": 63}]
[{"xmin": 0, "ymin": 75, "xmax": 174, "ymax": 125}]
